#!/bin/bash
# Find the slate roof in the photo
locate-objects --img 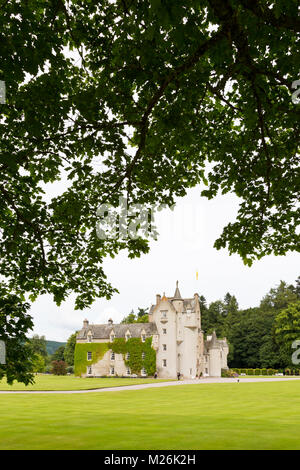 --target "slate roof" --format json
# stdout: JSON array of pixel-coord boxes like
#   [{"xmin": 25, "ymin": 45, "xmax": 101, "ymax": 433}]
[
  {"xmin": 77, "ymin": 322, "xmax": 158, "ymax": 340},
  {"xmin": 149, "ymin": 297, "xmax": 196, "ymax": 314}
]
